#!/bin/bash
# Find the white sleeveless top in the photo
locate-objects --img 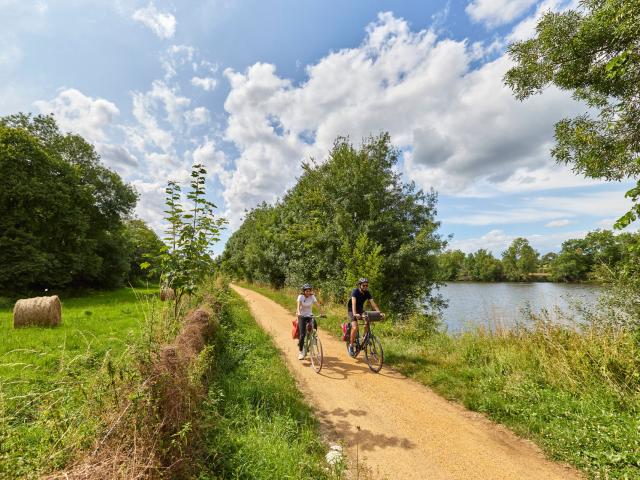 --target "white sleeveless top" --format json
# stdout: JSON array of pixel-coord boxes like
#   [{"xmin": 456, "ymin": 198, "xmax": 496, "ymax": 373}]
[{"xmin": 297, "ymin": 294, "xmax": 317, "ymax": 316}]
